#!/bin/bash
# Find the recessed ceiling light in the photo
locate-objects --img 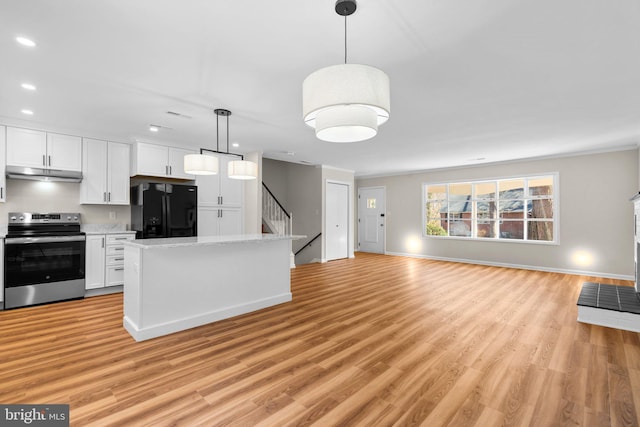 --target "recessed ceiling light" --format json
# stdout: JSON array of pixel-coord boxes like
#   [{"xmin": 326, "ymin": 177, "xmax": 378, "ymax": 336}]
[
  {"xmin": 21, "ymin": 109, "xmax": 34, "ymax": 115},
  {"xmin": 16, "ymin": 36, "xmax": 36, "ymax": 47},
  {"xmin": 149, "ymin": 125, "xmax": 159, "ymax": 132},
  {"xmin": 21, "ymin": 83, "xmax": 36, "ymax": 91},
  {"xmin": 232, "ymin": 142, "xmax": 239, "ymax": 148}
]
